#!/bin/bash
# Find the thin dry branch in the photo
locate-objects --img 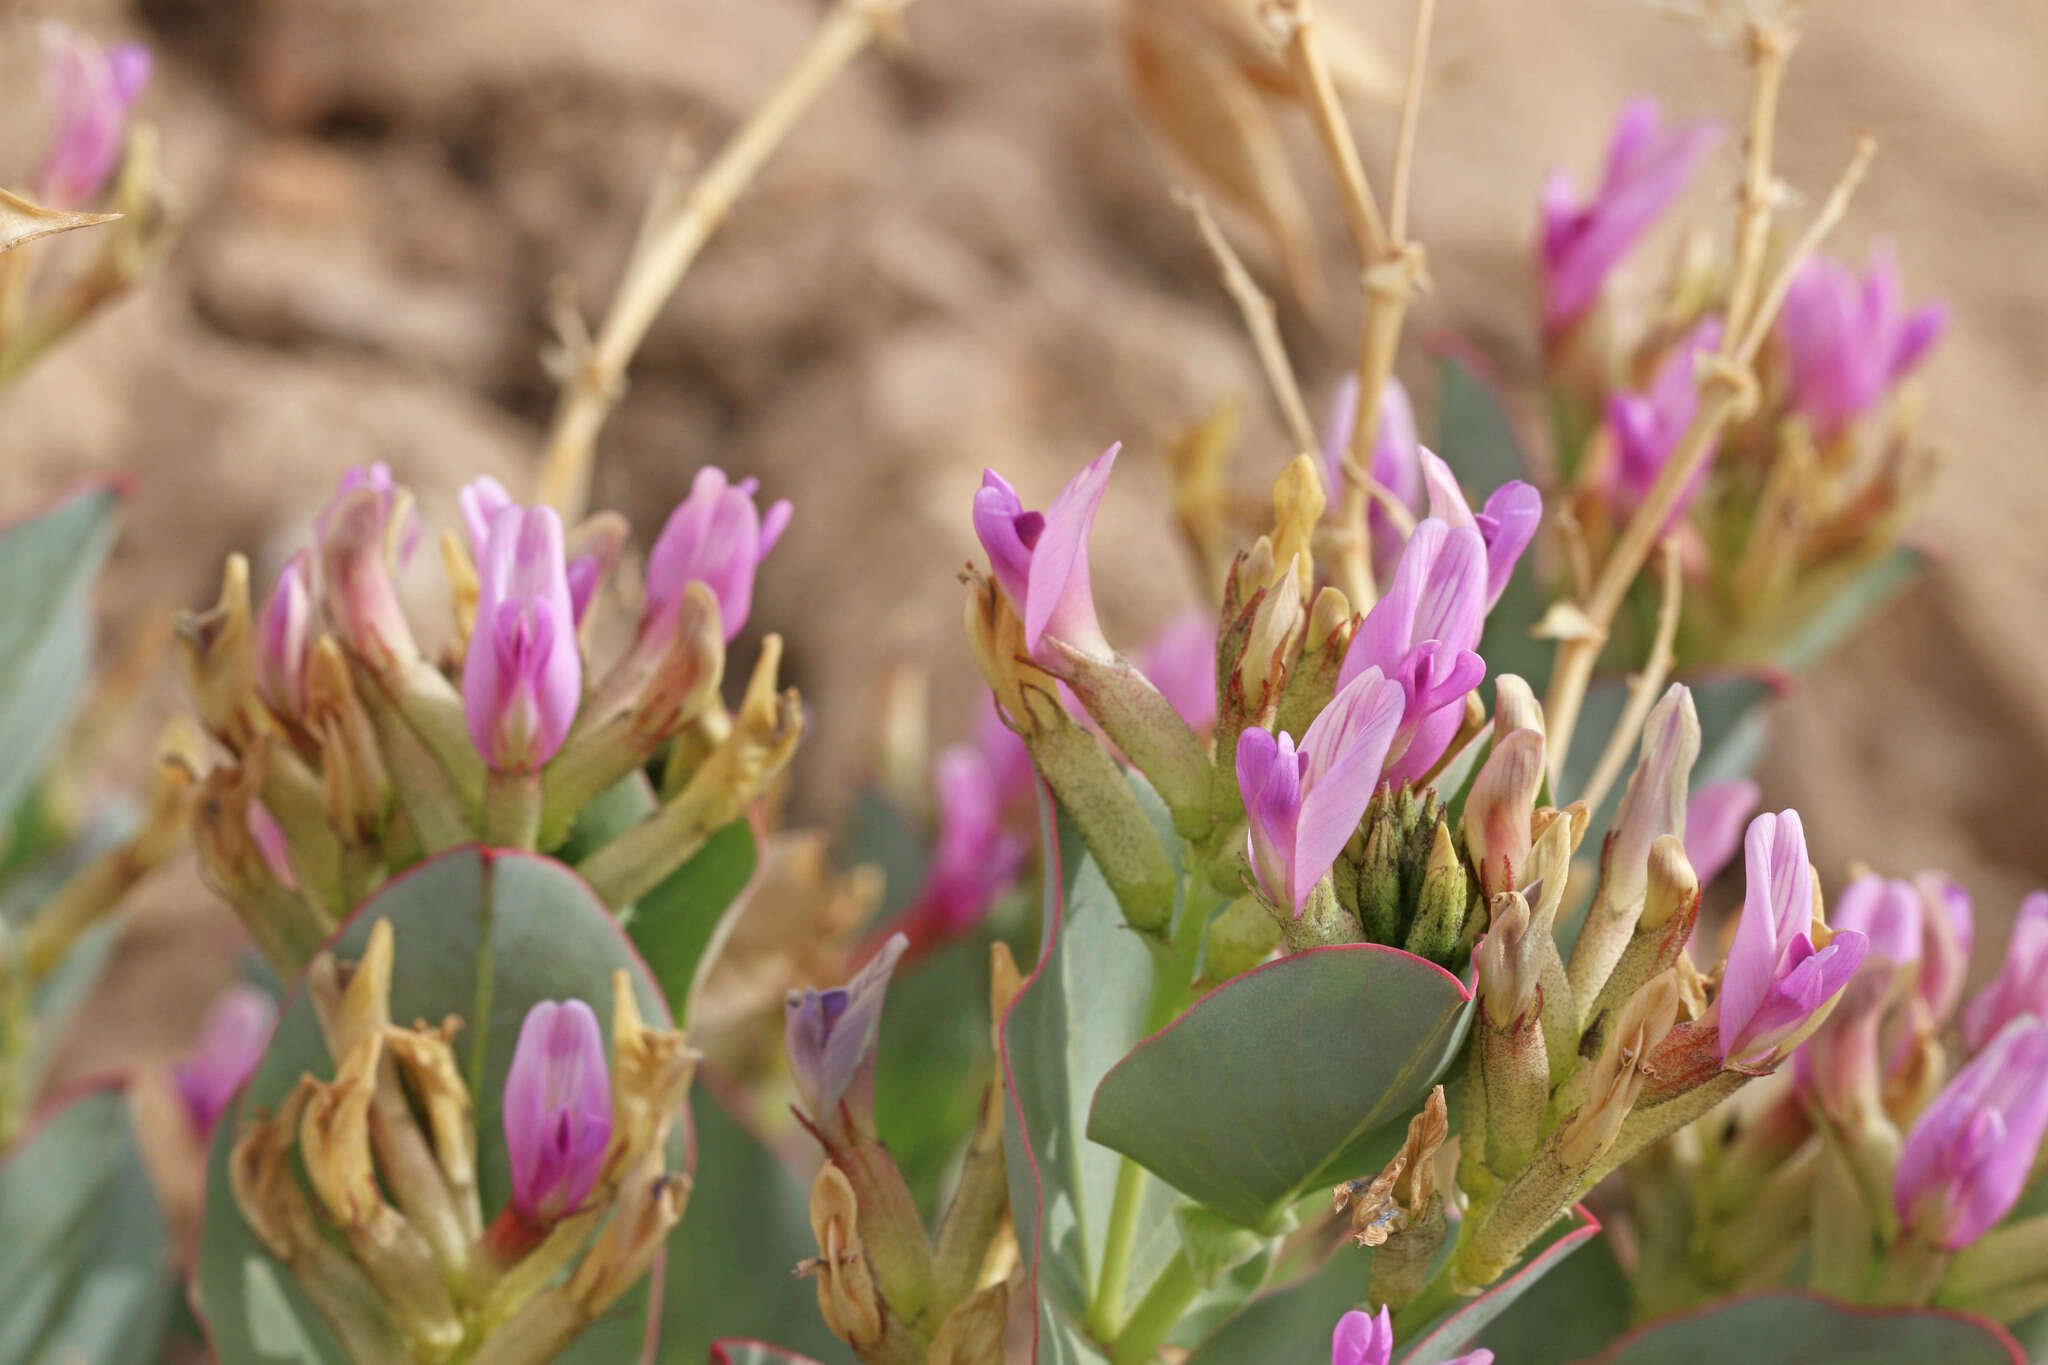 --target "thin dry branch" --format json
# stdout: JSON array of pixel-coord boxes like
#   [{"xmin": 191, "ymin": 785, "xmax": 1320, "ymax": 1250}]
[{"xmin": 1573, "ymin": 538, "xmax": 1684, "ymax": 813}]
